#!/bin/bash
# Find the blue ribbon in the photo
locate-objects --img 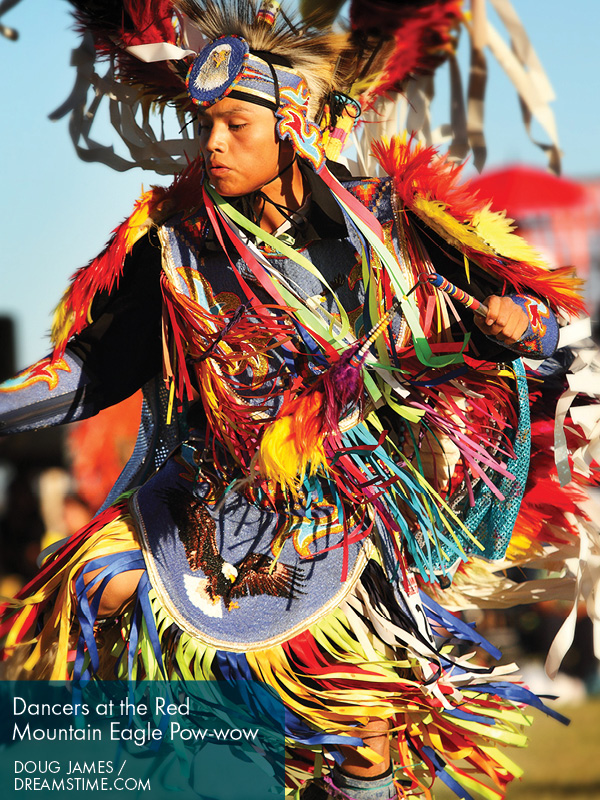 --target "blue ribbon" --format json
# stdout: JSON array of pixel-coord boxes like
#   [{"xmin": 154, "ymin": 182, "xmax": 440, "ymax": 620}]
[{"xmin": 421, "ymin": 594, "xmax": 502, "ymax": 659}]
